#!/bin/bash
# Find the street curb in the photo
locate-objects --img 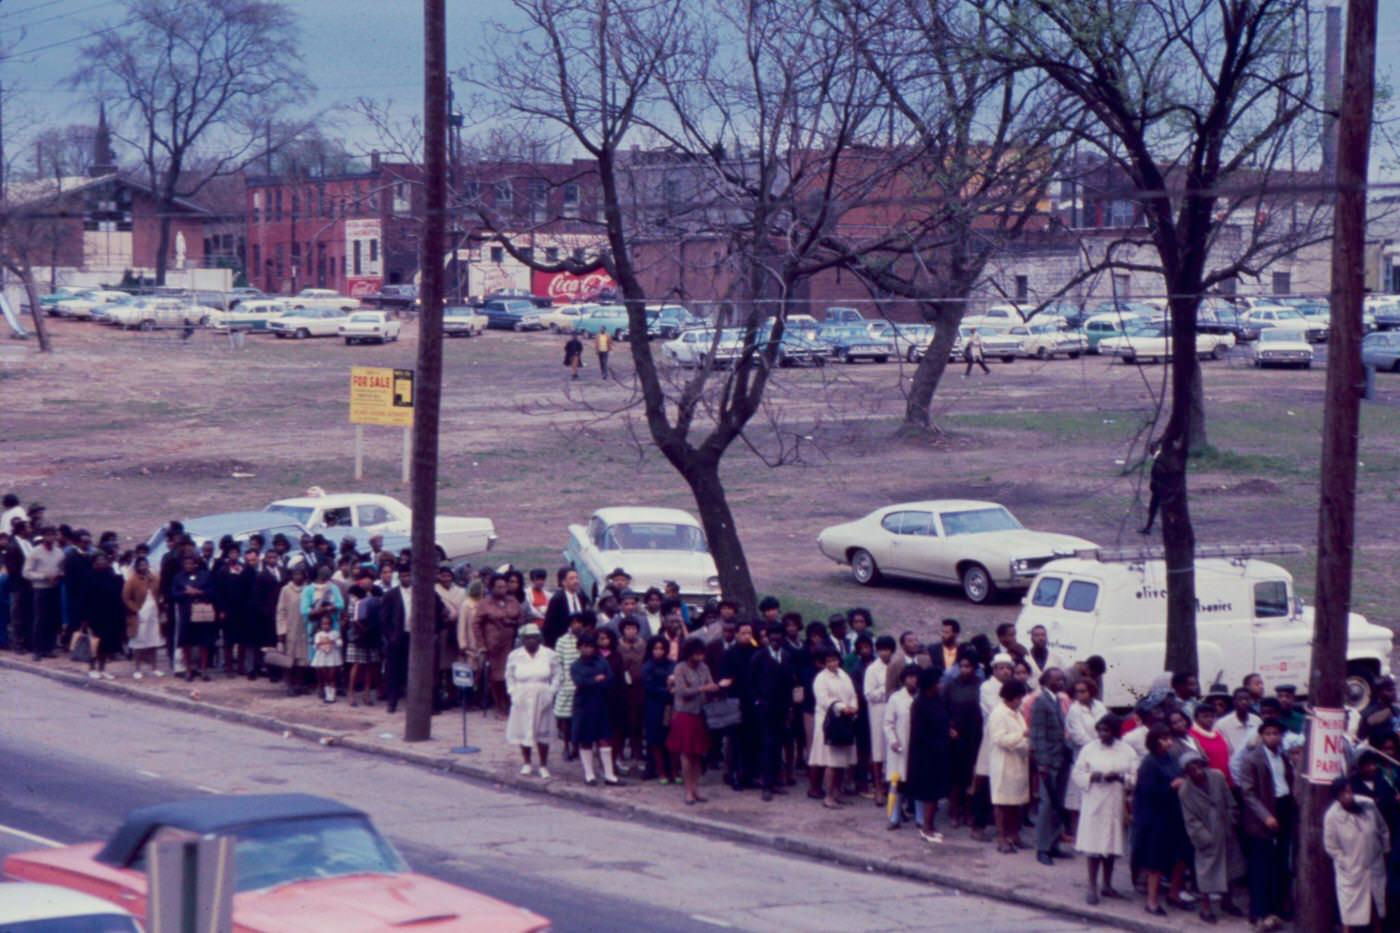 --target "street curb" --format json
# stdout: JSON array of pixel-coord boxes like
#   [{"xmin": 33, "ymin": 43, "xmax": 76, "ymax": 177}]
[{"xmin": 2, "ymin": 656, "xmax": 1176, "ymax": 932}]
